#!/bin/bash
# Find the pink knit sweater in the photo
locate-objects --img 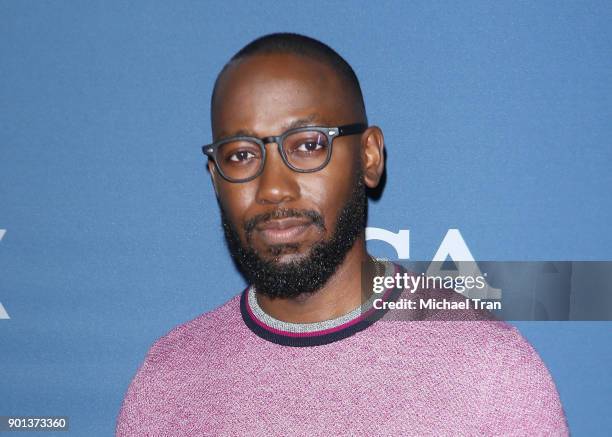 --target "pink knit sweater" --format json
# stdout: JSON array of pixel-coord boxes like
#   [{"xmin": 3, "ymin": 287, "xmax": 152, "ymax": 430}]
[{"xmin": 117, "ymin": 284, "xmax": 568, "ymax": 436}]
